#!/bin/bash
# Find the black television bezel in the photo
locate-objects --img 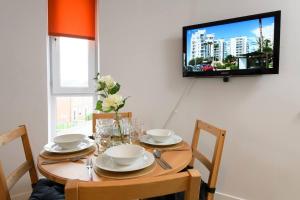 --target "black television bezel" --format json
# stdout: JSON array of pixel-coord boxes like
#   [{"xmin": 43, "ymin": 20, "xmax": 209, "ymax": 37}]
[{"xmin": 182, "ymin": 11, "xmax": 281, "ymax": 77}]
